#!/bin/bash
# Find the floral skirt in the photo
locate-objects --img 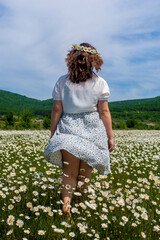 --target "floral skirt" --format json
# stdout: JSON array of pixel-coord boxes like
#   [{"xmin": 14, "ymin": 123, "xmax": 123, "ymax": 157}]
[{"xmin": 44, "ymin": 111, "xmax": 111, "ymax": 176}]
